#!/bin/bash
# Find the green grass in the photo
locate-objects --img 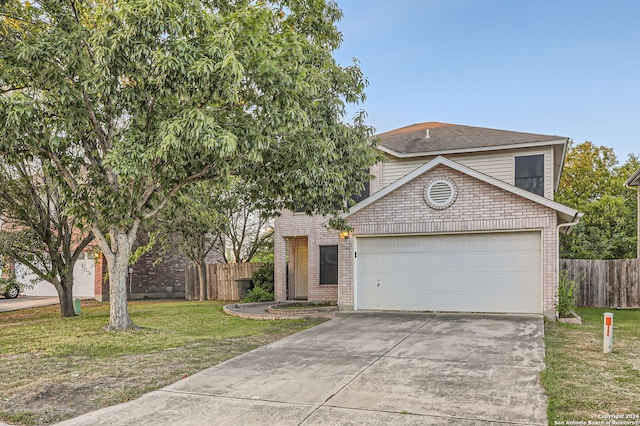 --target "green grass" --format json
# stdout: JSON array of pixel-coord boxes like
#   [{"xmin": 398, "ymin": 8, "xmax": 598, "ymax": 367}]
[
  {"xmin": 542, "ymin": 307, "xmax": 640, "ymax": 423},
  {"xmin": 0, "ymin": 300, "xmax": 327, "ymax": 425}
]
